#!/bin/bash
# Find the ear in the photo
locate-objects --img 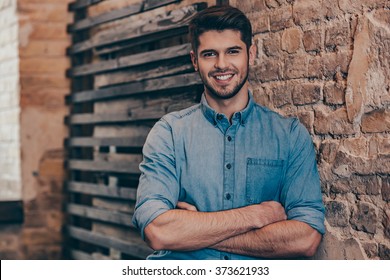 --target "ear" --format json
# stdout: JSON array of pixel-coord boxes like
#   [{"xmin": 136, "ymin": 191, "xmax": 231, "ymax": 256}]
[
  {"xmin": 190, "ymin": 50, "xmax": 198, "ymax": 71},
  {"xmin": 249, "ymin": 44, "xmax": 256, "ymax": 66}
]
